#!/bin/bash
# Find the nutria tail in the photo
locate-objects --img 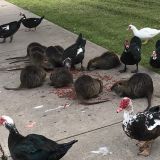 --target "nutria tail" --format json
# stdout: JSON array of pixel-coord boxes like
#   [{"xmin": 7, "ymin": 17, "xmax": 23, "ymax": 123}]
[
  {"xmin": 80, "ymin": 98, "xmax": 110, "ymax": 105},
  {"xmin": 9, "ymin": 59, "xmax": 29, "ymax": 64},
  {"xmin": 3, "ymin": 85, "xmax": 22, "ymax": 91},
  {"xmin": 6, "ymin": 55, "xmax": 27, "ymax": 60},
  {"xmin": 7, "ymin": 67, "xmax": 25, "ymax": 71}
]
